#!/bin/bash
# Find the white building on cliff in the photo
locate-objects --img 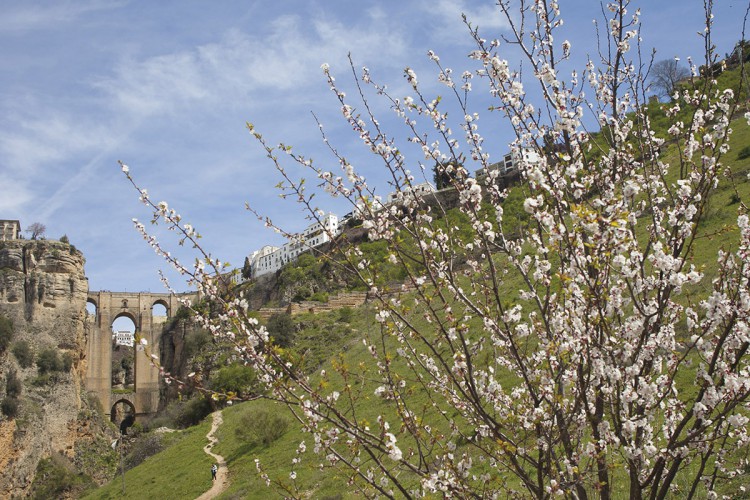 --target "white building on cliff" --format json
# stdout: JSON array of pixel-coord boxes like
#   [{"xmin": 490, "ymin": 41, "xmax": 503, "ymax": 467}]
[
  {"xmin": 248, "ymin": 213, "xmax": 339, "ymax": 279},
  {"xmin": 475, "ymin": 148, "xmax": 541, "ymax": 182},
  {"xmin": 0, "ymin": 220, "xmax": 21, "ymax": 241}
]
